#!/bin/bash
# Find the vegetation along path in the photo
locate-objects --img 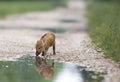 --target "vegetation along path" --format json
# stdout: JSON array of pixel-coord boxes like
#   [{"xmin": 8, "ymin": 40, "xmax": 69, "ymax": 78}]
[{"xmin": 0, "ymin": 0, "xmax": 119, "ymax": 82}]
